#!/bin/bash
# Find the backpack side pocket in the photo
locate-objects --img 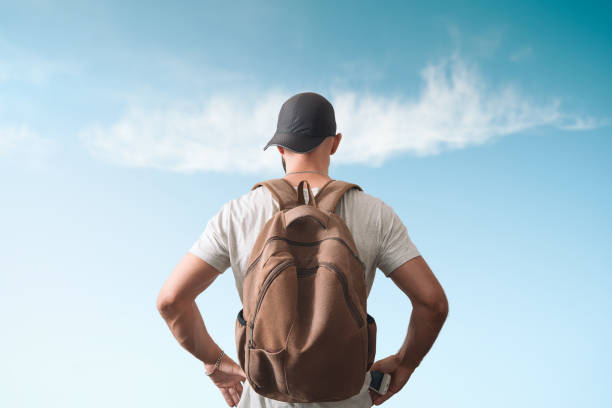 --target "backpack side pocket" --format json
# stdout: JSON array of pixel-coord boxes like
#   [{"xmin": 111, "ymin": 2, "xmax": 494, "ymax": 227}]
[
  {"xmin": 236, "ymin": 309, "xmax": 247, "ymax": 370},
  {"xmin": 366, "ymin": 313, "xmax": 377, "ymax": 371}
]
